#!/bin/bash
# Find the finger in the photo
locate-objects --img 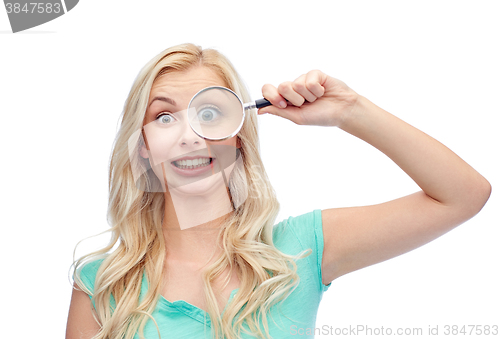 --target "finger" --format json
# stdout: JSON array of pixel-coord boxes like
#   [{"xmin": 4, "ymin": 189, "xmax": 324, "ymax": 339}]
[
  {"xmin": 292, "ymin": 74, "xmax": 318, "ymax": 103},
  {"xmin": 305, "ymin": 70, "xmax": 326, "ymax": 98},
  {"xmin": 277, "ymin": 81, "xmax": 305, "ymax": 107},
  {"xmin": 262, "ymin": 83, "xmax": 287, "ymax": 108}
]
